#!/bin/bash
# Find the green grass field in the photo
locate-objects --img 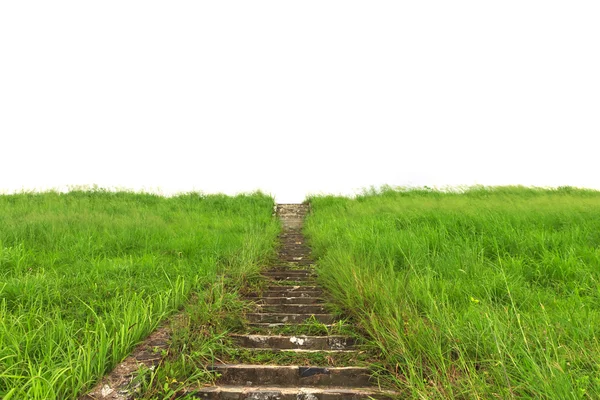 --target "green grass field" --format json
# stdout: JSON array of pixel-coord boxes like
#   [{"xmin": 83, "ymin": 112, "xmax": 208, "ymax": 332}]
[
  {"xmin": 0, "ymin": 190, "xmax": 279, "ymax": 399},
  {"xmin": 3, "ymin": 186, "xmax": 600, "ymax": 399},
  {"xmin": 305, "ymin": 186, "xmax": 600, "ymax": 399}
]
